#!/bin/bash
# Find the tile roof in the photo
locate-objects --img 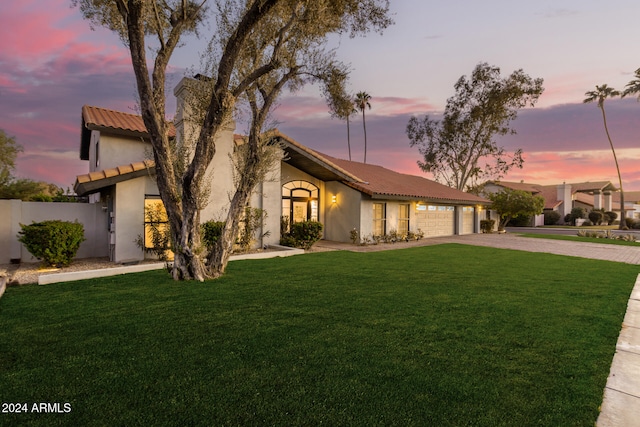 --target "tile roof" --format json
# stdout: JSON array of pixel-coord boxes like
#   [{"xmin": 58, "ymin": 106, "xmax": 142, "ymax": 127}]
[
  {"xmin": 486, "ymin": 181, "xmax": 543, "ymax": 194},
  {"xmin": 82, "ymin": 105, "xmax": 176, "ymax": 137},
  {"xmin": 322, "ymin": 154, "xmax": 489, "ymax": 204},
  {"xmin": 74, "ymin": 160, "xmax": 155, "ymax": 196}
]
